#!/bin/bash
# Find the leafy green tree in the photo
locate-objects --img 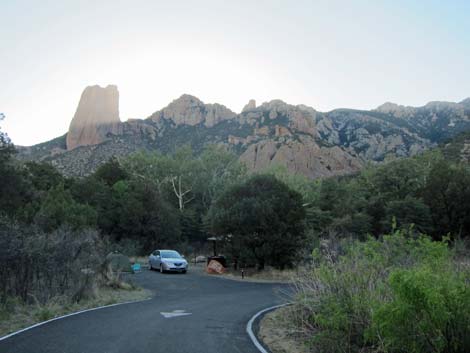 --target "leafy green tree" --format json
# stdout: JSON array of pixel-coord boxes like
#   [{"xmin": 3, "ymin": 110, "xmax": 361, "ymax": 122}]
[
  {"xmin": 97, "ymin": 180, "xmax": 180, "ymax": 252},
  {"xmin": 0, "ymin": 113, "xmax": 15, "ymax": 164},
  {"xmin": 34, "ymin": 183, "xmax": 97, "ymax": 231},
  {"xmin": 0, "ymin": 115, "xmax": 31, "ymax": 217},
  {"xmin": 209, "ymin": 174, "xmax": 306, "ymax": 269},
  {"xmin": 94, "ymin": 157, "xmax": 129, "ymax": 186},
  {"xmin": 24, "ymin": 161, "xmax": 64, "ymax": 192},
  {"xmin": 422, "ymin": 160, "xmax": 470, "ymax": 239},
  {"xmin": 382, "ymin": 196, "xmax": 433, "ymax": 234},
  {"xmin": 197, "ymin": 145, "xmax": 246, "ymax": 210}
]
